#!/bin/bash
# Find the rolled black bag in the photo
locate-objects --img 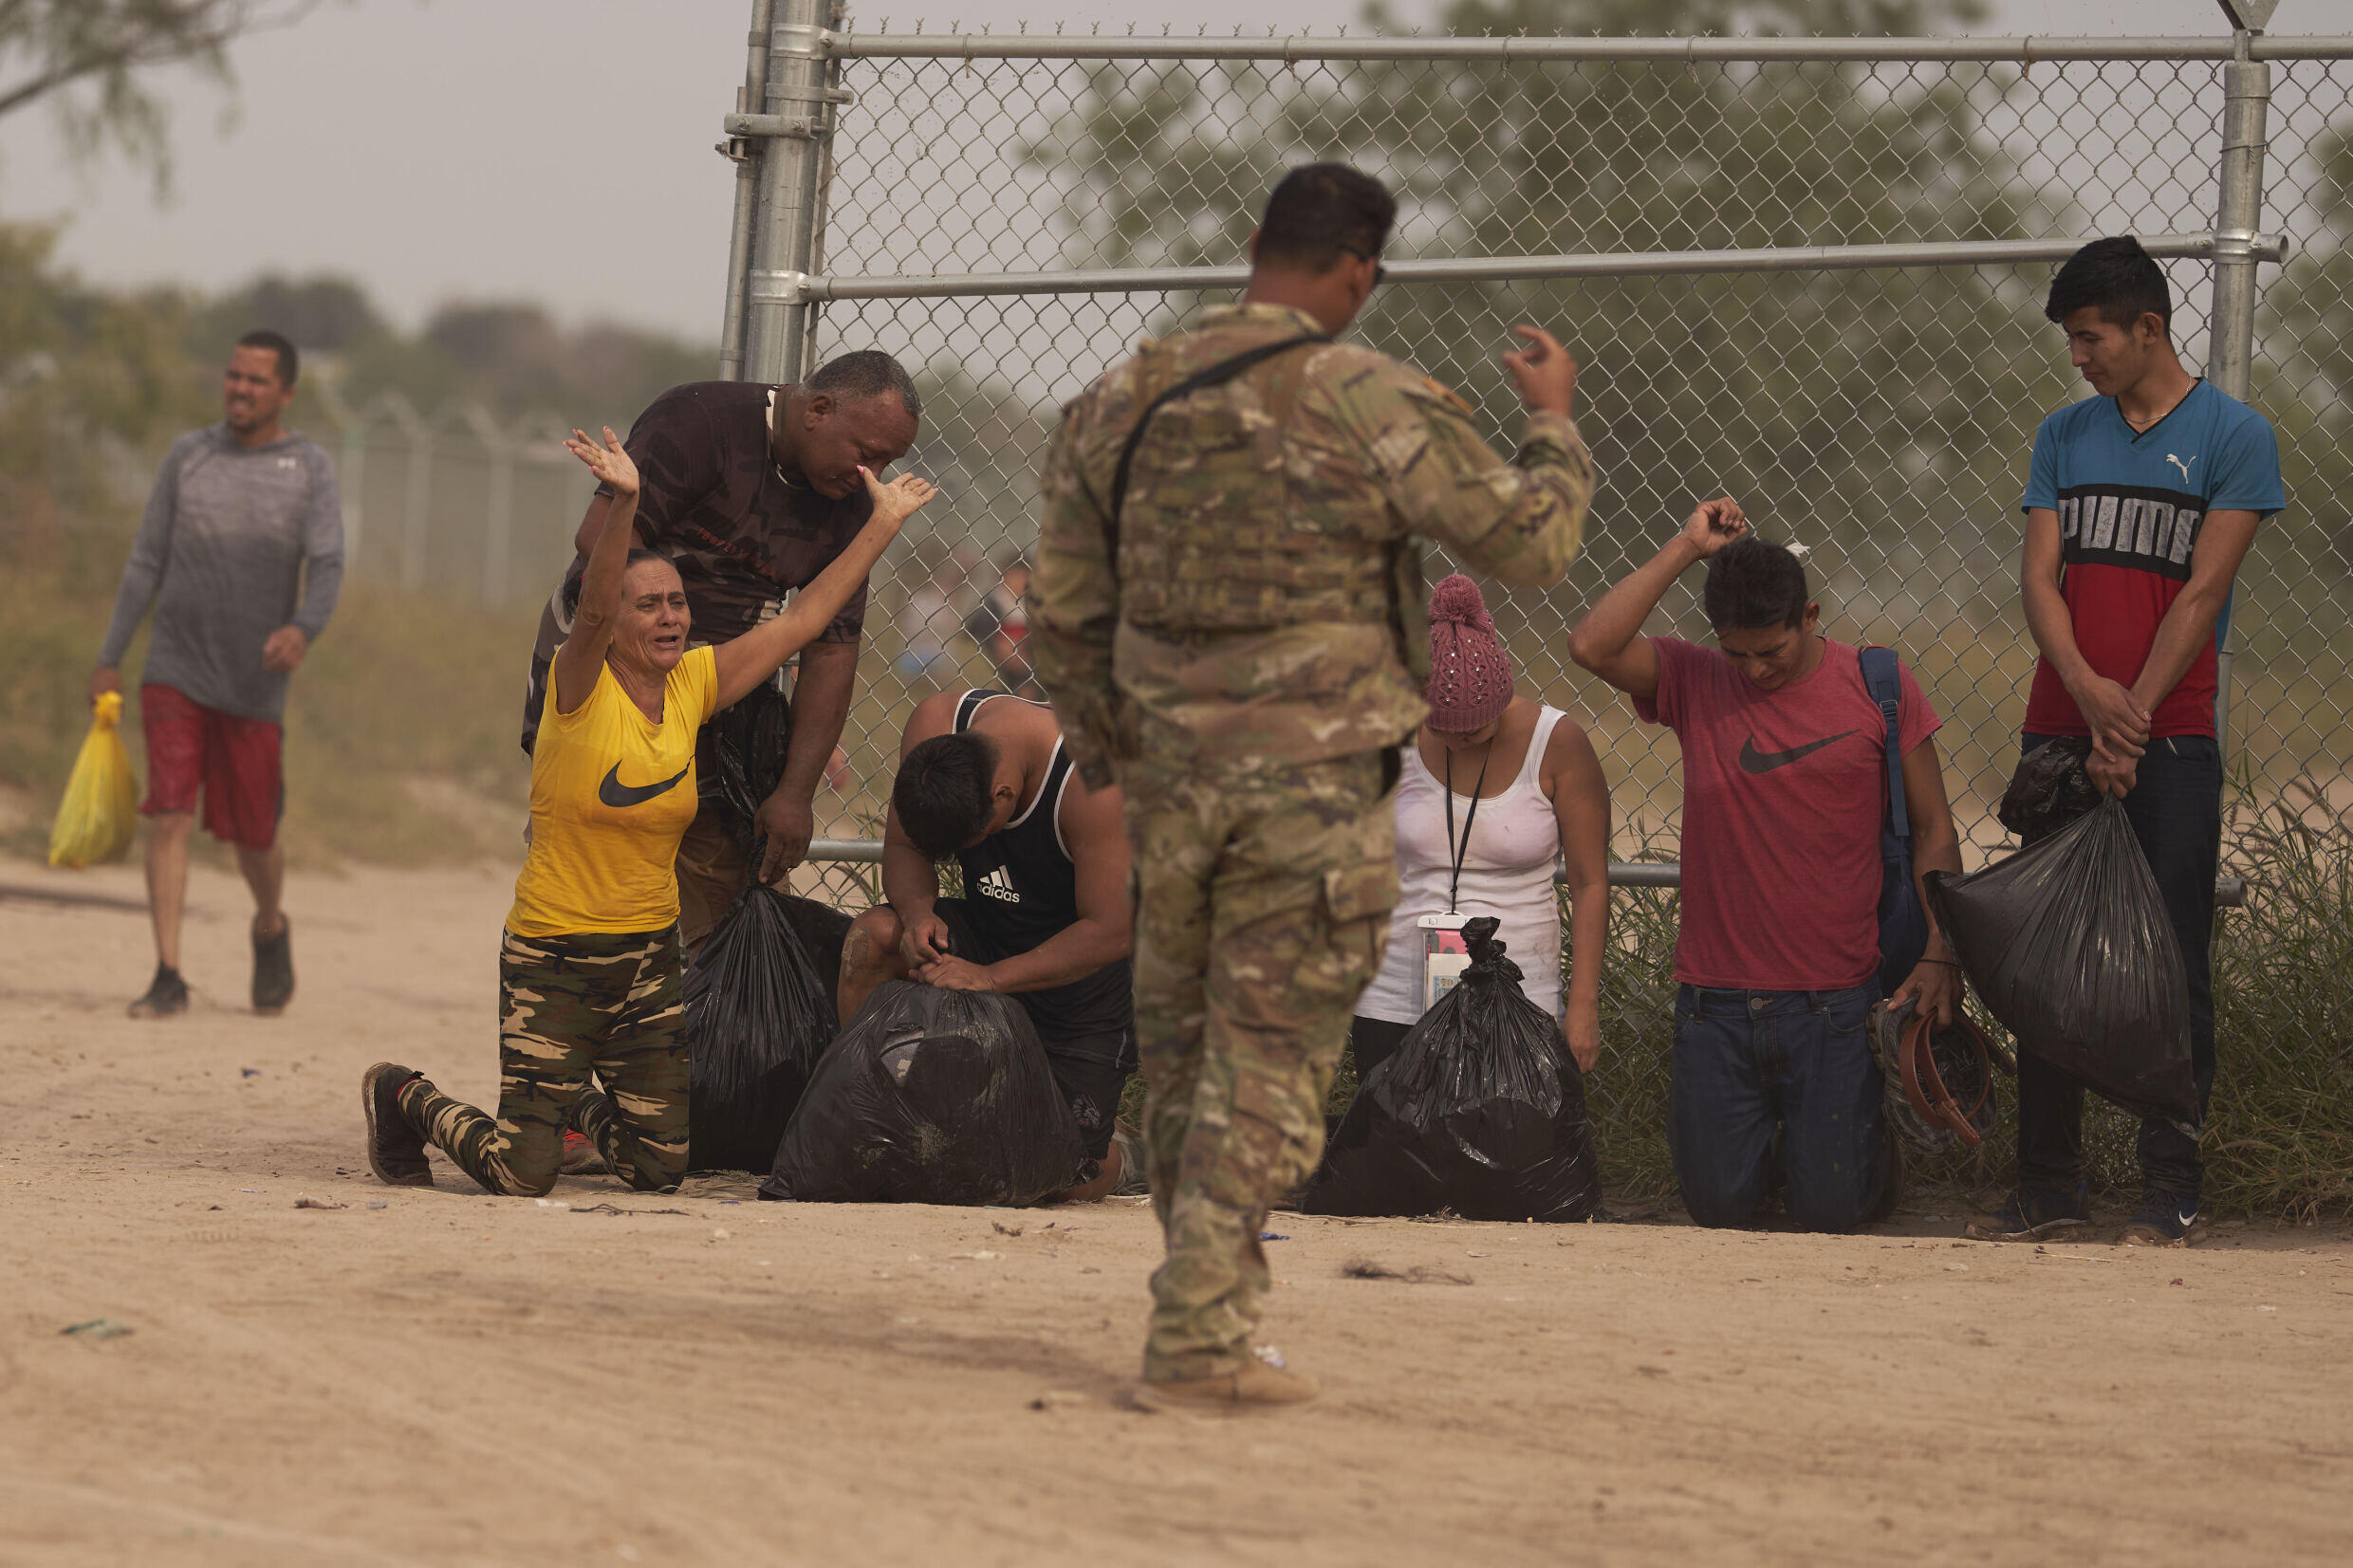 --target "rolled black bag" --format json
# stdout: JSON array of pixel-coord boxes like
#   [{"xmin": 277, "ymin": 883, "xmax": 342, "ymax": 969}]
[
  {"xmin": 684, "ymin": 883, "xmax": 837, "ymax": 1173},
  {"xmin": 1997, "ymin": 735, "xmax": 2101, "ymax": 847},
  {"xmin": 1924, "ymin": 797, "xmax": 2198, "ymax": 1135},
  {"xmin": 760, "ymin": 980, "xmax": 1086, "ymax": 1206},
  {"xmin": 1303, "ymin": 916, "xmax": 1600, "ymax": 1222}
]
